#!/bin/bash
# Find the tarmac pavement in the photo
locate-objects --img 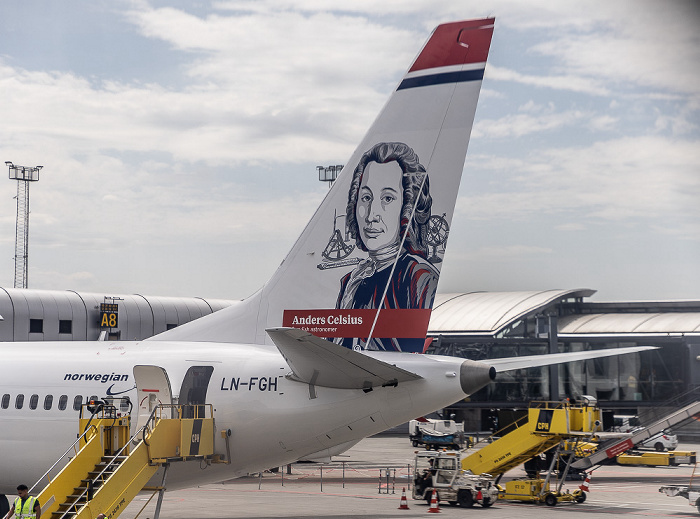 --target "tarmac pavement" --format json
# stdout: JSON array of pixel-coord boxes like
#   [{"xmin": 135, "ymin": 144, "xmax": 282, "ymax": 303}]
[{"xmin": 117, "ymin": 436, "xmax": 700, "ymax": 519}]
